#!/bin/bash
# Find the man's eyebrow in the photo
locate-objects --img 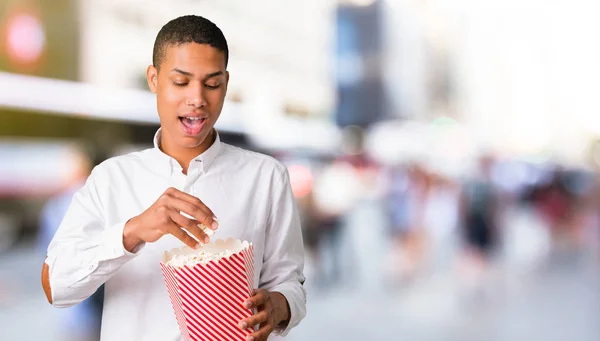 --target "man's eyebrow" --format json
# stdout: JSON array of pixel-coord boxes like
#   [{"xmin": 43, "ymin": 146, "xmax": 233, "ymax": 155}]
[
  {"xmin": 170, "ymin": 68, "xmax": 193, "ymax": 77},
  {"xmin": 170, "ymin": 69, "xmax": 223, "ymax": 80},
  {"xmin": 203, "ymin": 71, "xmax": 224, "ymax": 80}
]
